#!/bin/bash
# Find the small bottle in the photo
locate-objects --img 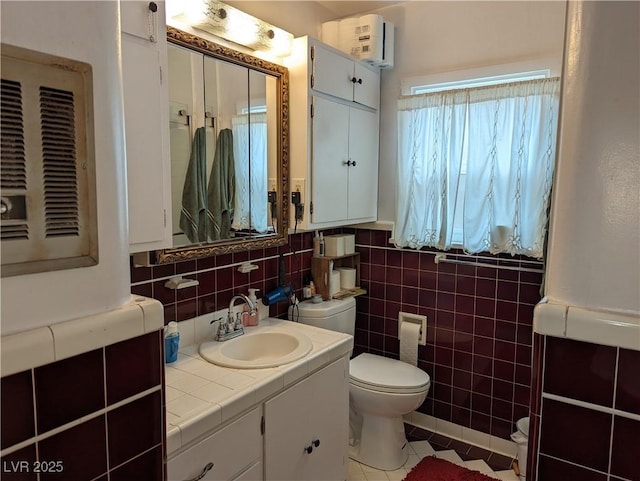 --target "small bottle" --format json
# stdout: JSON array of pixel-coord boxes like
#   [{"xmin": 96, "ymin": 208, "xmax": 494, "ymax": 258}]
[
  {"xmin": 243, "ymin": 288, "xmax": 260, "ymax": 326},
  {"xmin": 309, "ymin": 281, "xmax": 316, "ymax": 296},
  {"xmin": 164, "ymin": 322, "xmax": 180, "ymax": 363},
  {"xmin": 319, "ymin": 232, "xmax": 325, "ymax": 256},
  {"xmin": 313, "ymin": 231, "xmax": 321, "ymax": 256}
]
